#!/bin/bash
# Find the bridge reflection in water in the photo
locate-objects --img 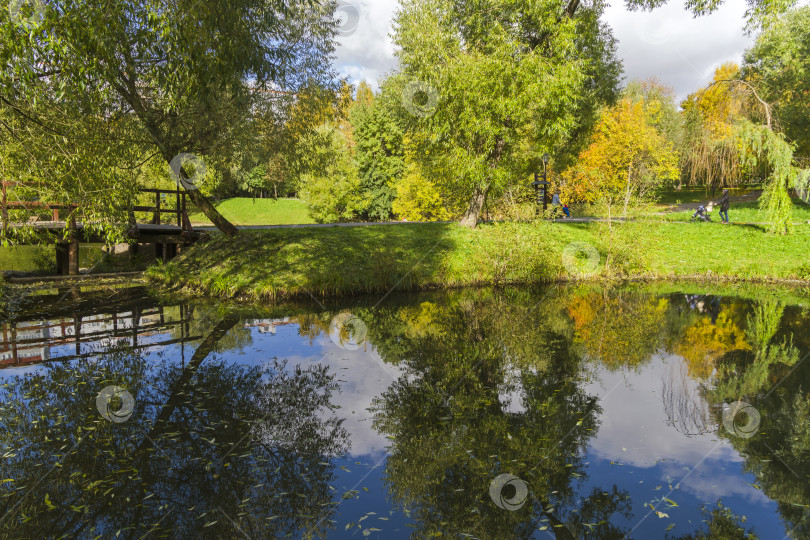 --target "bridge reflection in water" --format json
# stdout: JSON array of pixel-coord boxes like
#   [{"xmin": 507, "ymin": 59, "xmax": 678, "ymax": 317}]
[{"xmin": 0, "ymin": 285, "xmax": 202, "ymax": 368}]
